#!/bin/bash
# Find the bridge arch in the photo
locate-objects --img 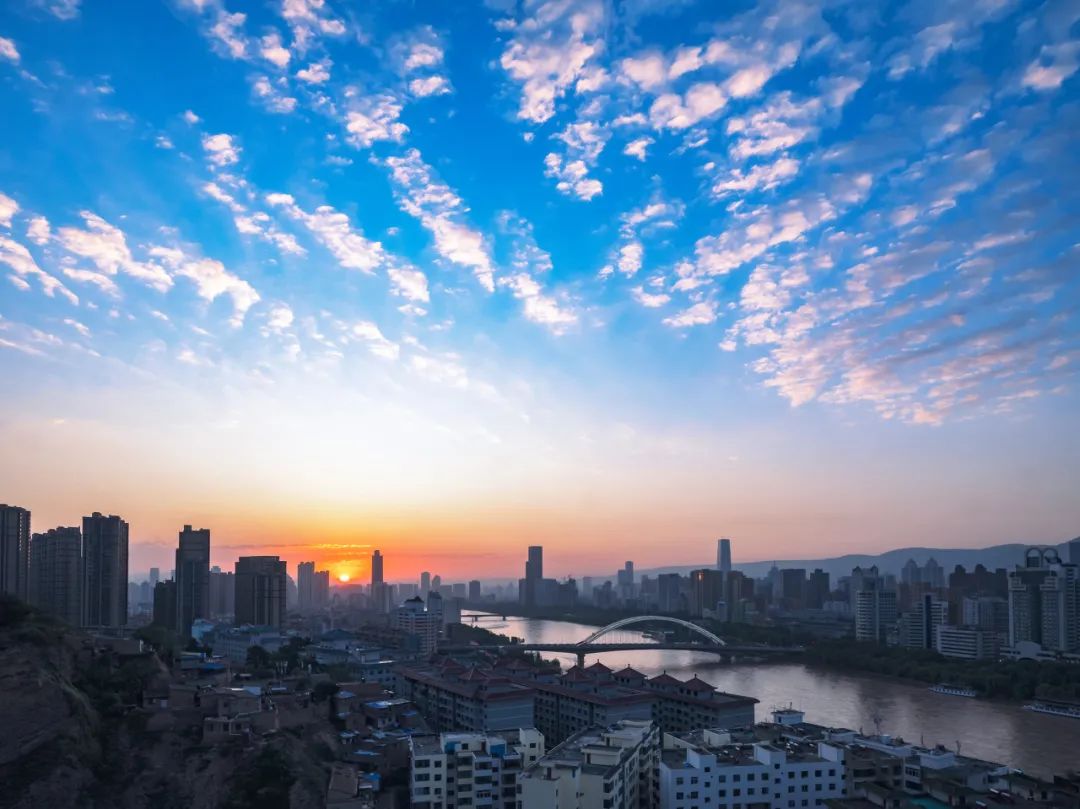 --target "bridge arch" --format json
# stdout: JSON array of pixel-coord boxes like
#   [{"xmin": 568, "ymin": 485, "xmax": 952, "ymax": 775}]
[{"xmin": 578, "ymin": 616, "xmax": 727, "ymax": 646}]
